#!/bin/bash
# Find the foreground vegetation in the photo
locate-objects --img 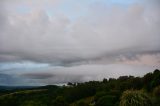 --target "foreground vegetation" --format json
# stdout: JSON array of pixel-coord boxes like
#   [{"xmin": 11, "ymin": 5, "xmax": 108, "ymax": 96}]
[{"xmin": 0, "ymin": 69, "xmax": 160, "ymax": 106}]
